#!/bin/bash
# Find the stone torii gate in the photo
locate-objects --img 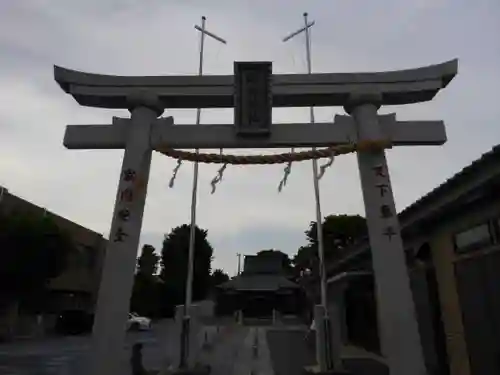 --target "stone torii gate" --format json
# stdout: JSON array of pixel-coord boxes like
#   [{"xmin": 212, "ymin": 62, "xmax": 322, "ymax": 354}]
[{"xmin": 54, "ymin": 58, "xmax": 457, "ymax": 375}]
